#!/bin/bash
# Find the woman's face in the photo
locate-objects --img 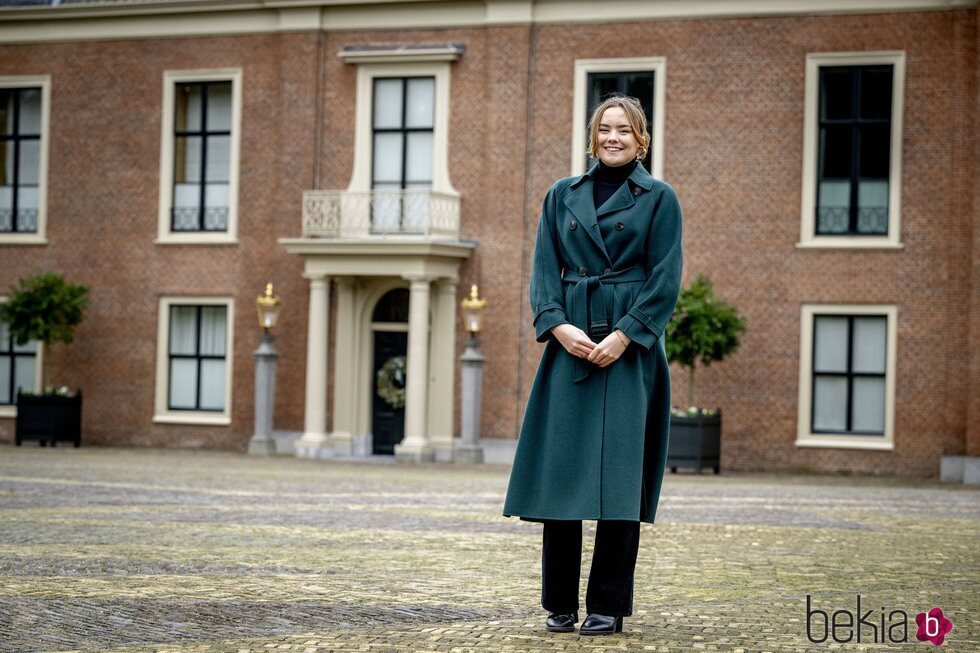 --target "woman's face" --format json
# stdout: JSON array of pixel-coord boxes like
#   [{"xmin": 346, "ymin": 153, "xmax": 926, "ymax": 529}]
[{"xmin": 596, "ymin": 106, "xmax": 639, "ymax": 167}]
